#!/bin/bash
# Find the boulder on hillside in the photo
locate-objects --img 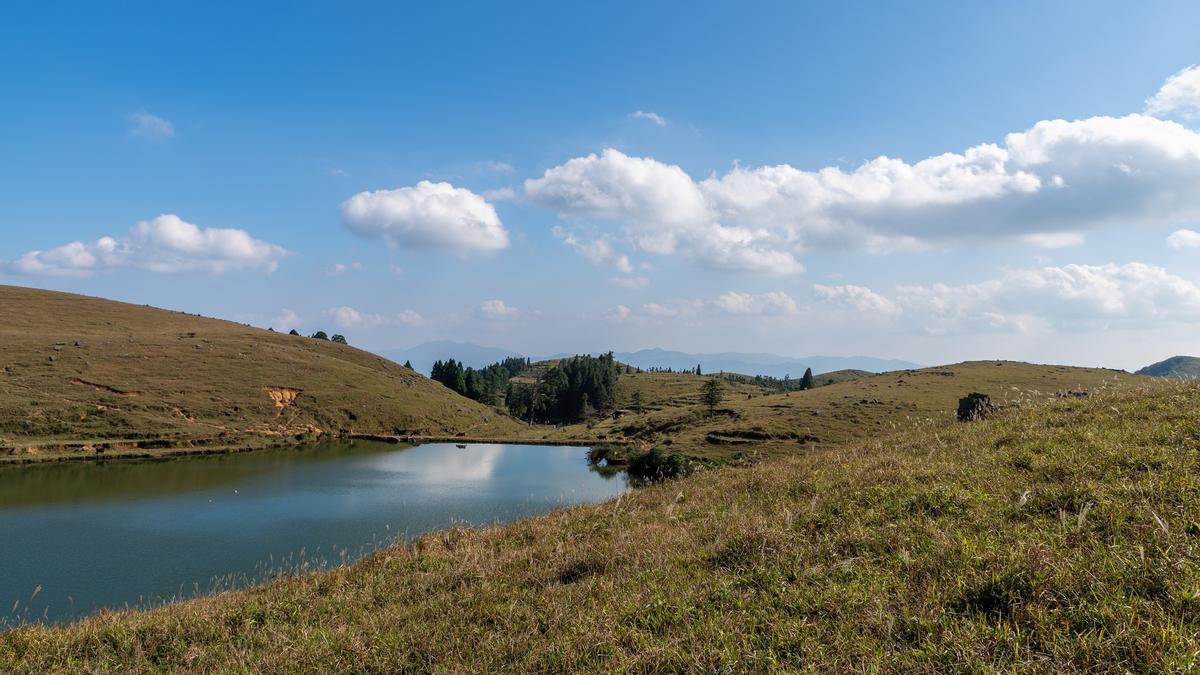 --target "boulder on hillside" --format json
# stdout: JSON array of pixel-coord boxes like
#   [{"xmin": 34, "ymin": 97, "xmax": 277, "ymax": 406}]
[{"xmin": 957, "ymin": 393, "xmax": 993, "ymax": 422}]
